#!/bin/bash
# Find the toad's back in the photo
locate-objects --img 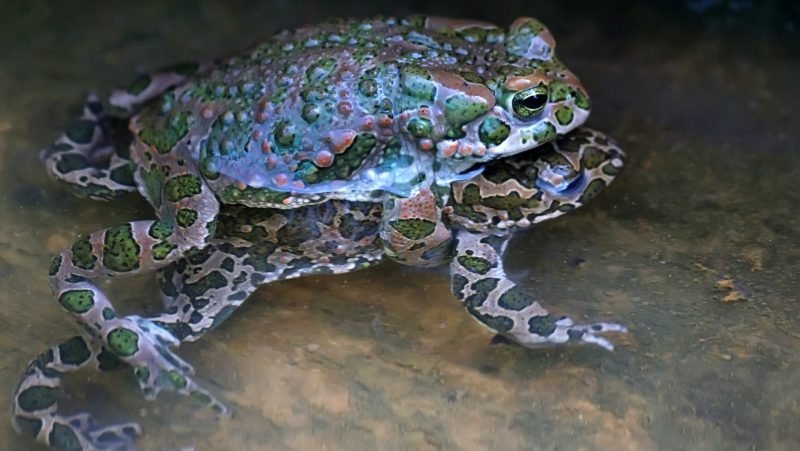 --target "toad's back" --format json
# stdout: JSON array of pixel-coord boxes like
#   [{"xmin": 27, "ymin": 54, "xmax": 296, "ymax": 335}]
[{"xmin": 129, "ymin": 16, "xmax": 590, "ymax": 209}]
